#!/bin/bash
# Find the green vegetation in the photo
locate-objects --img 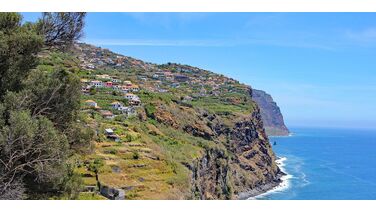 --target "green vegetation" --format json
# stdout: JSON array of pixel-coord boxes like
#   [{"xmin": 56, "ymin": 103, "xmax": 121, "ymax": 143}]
[{"xmin": 0, "ymin": 12, "xmax": 90, "ymax": 200}]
